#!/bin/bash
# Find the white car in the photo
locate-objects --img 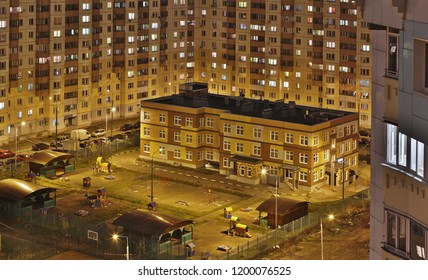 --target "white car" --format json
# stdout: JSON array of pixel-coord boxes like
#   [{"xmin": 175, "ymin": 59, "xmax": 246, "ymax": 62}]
[{"xmin": 91, "ymin": 129, "xmax": 106, "ymax": 137}]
